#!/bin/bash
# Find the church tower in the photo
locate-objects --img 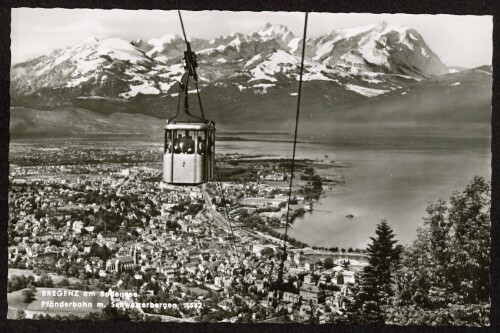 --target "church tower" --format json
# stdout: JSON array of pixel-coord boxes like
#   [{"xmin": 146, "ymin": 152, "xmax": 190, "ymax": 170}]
[
  {"xmin": 130, "ymin": 243, "xmax": 139, "ymax": 265},
  {"xmin": 133, "ymin": 243, "xmax": 138, "ymax": 265}
]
